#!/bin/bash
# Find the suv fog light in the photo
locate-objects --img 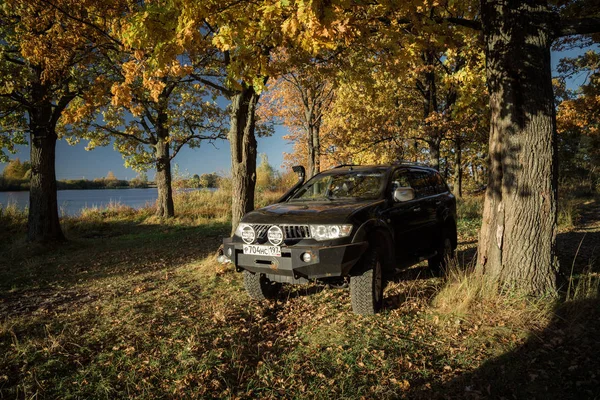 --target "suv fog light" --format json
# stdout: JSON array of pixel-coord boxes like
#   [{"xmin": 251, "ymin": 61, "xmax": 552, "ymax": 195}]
[
  {"xmin": 217, "ymin": 255, "xmax": 231, "ymax": 264},
  {"xmin": 301, "ymin": 252, "xmax": 312, "ymax": 263},
  {"xmin": 226, "ymin": 247, "xmax": 233, "ymax": 257}
]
